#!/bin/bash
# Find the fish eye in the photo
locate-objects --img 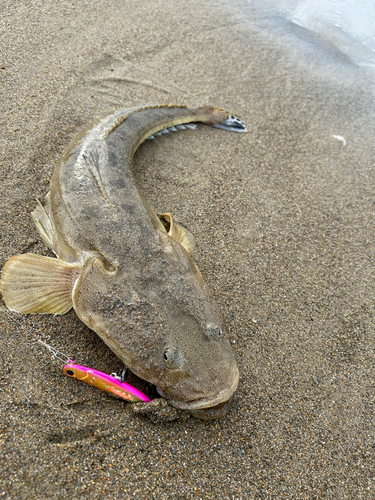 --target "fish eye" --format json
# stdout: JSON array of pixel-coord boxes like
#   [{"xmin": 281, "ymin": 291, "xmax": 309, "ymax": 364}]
[
  {"xmin": 163, "ymin": 347, "xmax": 184, "ymax": 370},
  {"xmin": 66, "ymin": 370, "xmax": 75, "ymax": 376},
  {"xmin": 206, "ymin": 324, "xmax": 223, "ymax": 341}
]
